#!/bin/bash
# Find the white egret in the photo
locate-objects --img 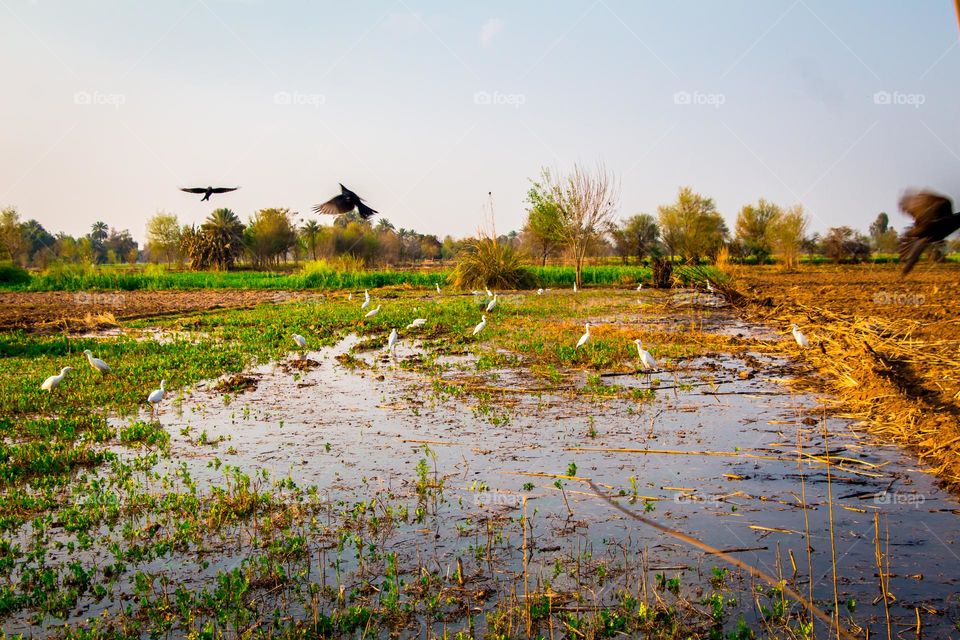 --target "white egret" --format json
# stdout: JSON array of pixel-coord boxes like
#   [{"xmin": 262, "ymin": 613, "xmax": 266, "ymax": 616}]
[
  {"xmin": 406, "ymin": 318, "xmax": 427, "ymax": 329},
  {"xmin": 485, "ymin": 295, "xmax": 497, "ymax": 312},
  {"xmin": 292, "ymin": 334, "xmax": 307, "ymax": 348},
  {"xmin": 537, "ymin": 288, "xmax": 544, "ymax": 295},
  {"xmin": 706, "ymin": 280, "xmax": 714, "ymax": 293},
  {"xmin": 576, "ymin": 323, "xmax": 591, "ymax": 349},
  {"xmin": 148, "ymin": 380, "xmax": 166, "ymax": 414},
  {"xmin": 361, "ymin": 290, "xmax": 371, "ymax": 309},
  {"xmin": 485, "ymin": 287, "xmax": 493, "ymax": 297},
  {"xmin": 471, "ymin": 290, "xmax": 481, "ymax": 295},
  {"xmin": 472, "ymin": 315, "xmax": 487, "ymax": 336},
  {"xmin": 634, "ymin": 339, "xmax": 657, "ymax": 370},
  {"xmin": 636, "ymin": 283, "xmax": 643, "ymax": 291},
  {"xmin": 364, "ymin": 305, "xmax": 381, "ymax": 319},
  {"xmin": 573, "ymin": 282, "xmax": 578, "ymax": 293},
  {"xmin": 83, "ymin": 350, "xmax": 111, "ymax": 375},
  {"xmin": 387, "ymin": 328, "xmax": 398, "ymax": 355},
  {"xmin": 791, "ymin": 324, "xmax": 809, "ymax": 348},
  {"xmin": 435, "ymin": 283, "xmax": 441, "ymax": 293},
  {"xmin": 41, "ymin": 366, "xmax": 72, "ymax": 392},
  {"xmin": 348, "ymin": 293, "xmax": 353, "ymax": 301}
]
